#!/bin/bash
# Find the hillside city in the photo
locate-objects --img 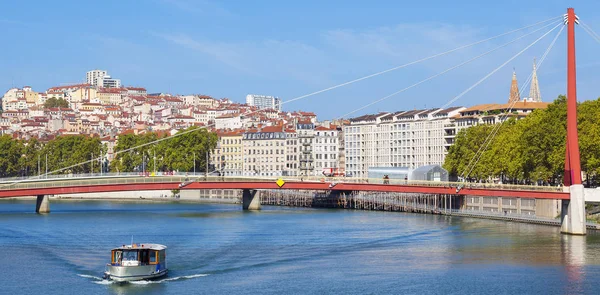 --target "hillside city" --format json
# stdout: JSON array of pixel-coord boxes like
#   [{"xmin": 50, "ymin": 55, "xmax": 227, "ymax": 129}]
[{"xmin": 1, "ymin": 66, "xmax": 549, "ymax": 178}]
